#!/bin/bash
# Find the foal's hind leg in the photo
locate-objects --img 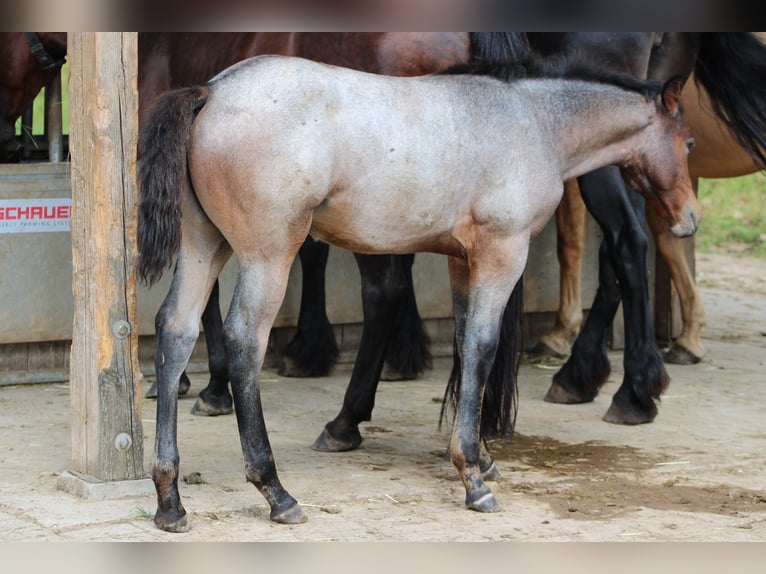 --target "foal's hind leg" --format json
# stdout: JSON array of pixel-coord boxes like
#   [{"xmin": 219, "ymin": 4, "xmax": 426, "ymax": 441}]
[
  {"xmin": 152, "ymin": 235, "xmax": 232, "ymax": 532},
  {"xmin": 191, "ymin": 280, "xmax": 234, "ymax": 416},
  {"xmin": 225, "ymin": 260, "xmax": 306, "ymax": 524}
]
